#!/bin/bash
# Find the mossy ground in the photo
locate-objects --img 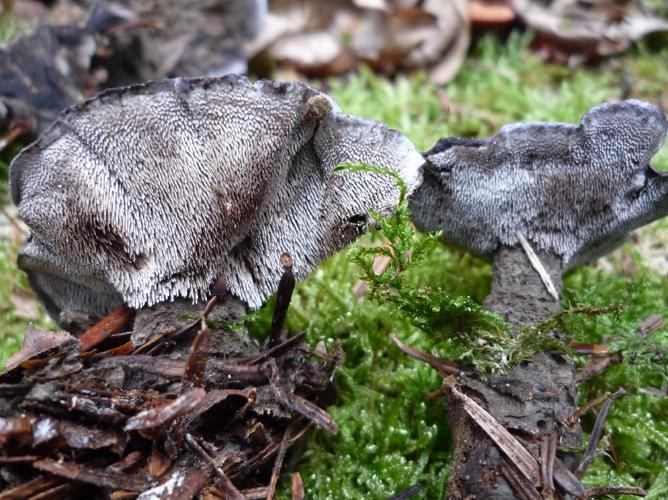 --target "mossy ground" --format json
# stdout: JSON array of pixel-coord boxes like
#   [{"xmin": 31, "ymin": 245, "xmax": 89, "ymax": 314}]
[{"xmin": 1, "ymin": 30, "xmax": 668, "ymax": 499}]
